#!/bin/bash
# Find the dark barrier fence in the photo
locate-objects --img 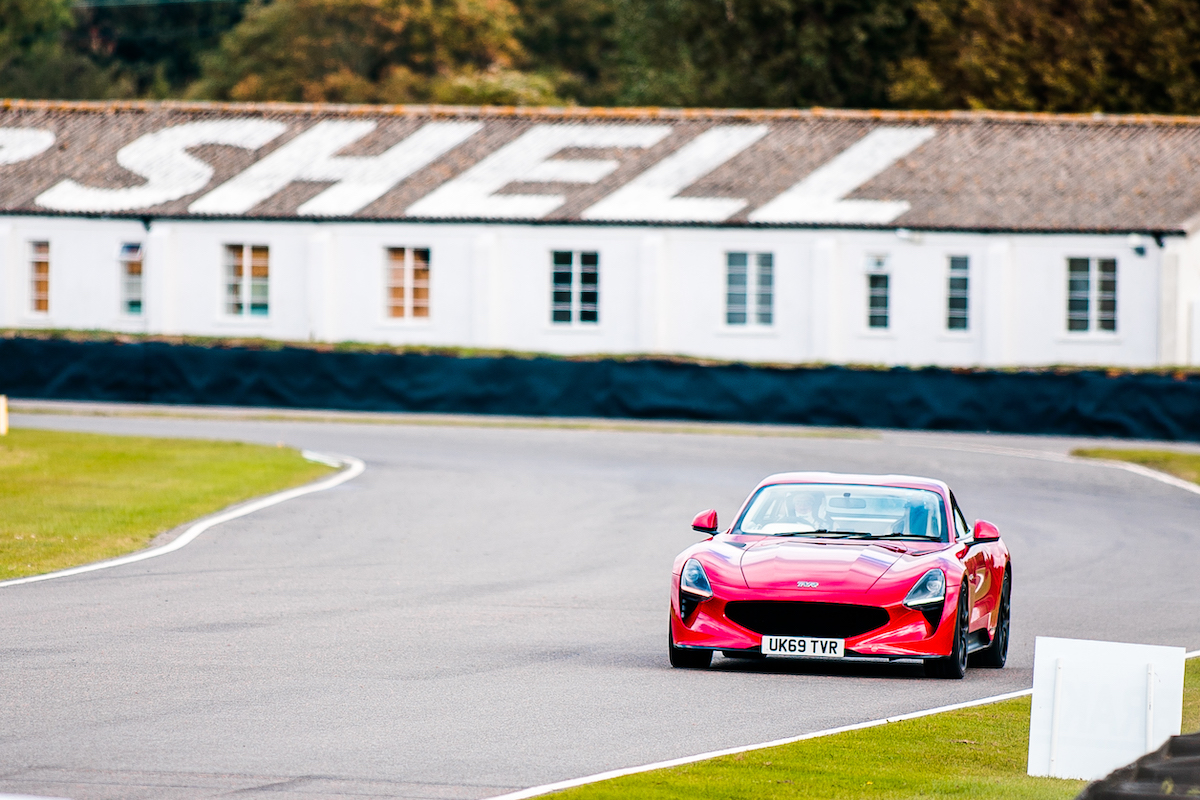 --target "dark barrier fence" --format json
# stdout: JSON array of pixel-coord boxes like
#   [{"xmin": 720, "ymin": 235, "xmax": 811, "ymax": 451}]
[
  {"xmin": 3, "ymin": 336, "xmax": 1200, "ymax": 440},
  {"xmin": 1077, "ymin": 731, "xmax": 1200, "ymax": 799}
]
